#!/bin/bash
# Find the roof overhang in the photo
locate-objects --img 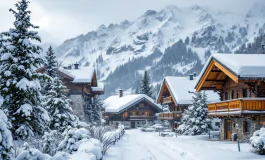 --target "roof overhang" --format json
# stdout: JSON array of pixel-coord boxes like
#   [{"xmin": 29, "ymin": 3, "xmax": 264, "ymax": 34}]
[{"xmin": 195, "ymin": 57, "xmax": 239, "ymax": 92}]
